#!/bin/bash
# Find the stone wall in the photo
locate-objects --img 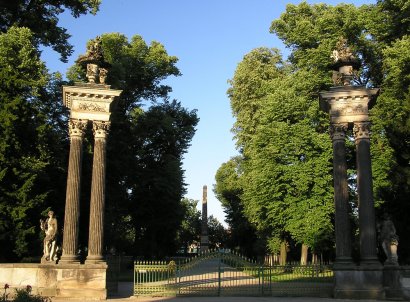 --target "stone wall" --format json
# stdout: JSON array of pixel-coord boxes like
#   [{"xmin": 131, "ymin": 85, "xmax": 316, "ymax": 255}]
[{"xmin": 0, "ymin": 263, "xmax": 107, "ymax": 300}]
